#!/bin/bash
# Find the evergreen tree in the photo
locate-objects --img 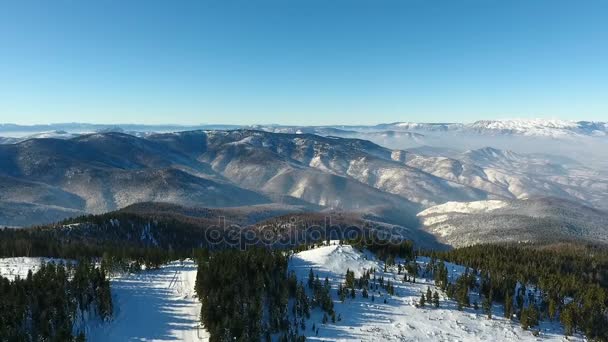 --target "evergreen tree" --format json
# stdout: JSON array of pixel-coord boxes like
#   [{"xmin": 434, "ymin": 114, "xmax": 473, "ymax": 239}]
[
  {"xmin": 504, "ymin": 292, "xmax": 513, "ymax": 319},
  {"xmin": 482, "ymin": 292, "xmax": 492, "ymax": 319},
  {"xmin": 432, "ymin": 291, "xmax": 440, "ymax": 307},
  {"xmin": 547, "ymin": 297, "xmax": 557, "ymax": 321},
  {"xmin": 308, "ymin": 268, "xmax": 314, "ymax": 289},
  {"xmin": 560, "ymin": 302, "xmax": 577, "ymax": 336},
  {"xmin": 520, "ymin": 306, "xmax": 539, "ymax": 330}
]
